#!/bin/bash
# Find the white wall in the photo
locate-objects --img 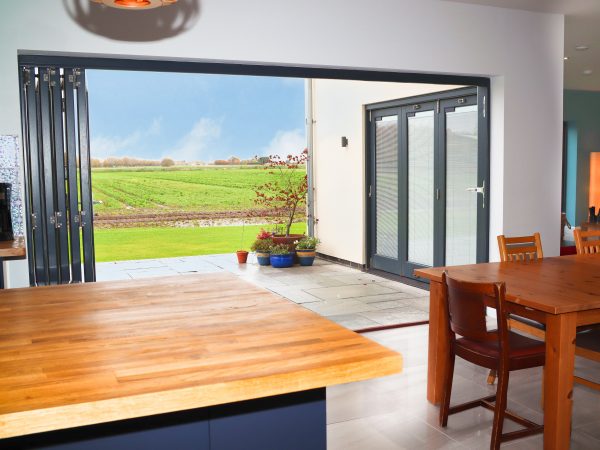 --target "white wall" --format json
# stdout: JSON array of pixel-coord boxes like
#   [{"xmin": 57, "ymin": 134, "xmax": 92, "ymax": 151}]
[
  {"xmin": 311, "ymin": 80, "xmax": 462, "ymax": 263},
  {"xmin": 0, "ymin": 0, "xmax": 564, "ymax": 286}
]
